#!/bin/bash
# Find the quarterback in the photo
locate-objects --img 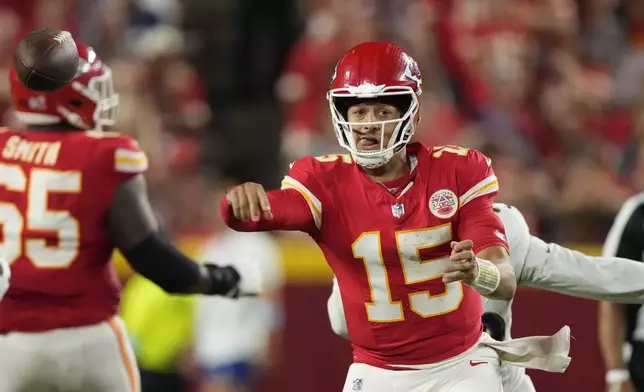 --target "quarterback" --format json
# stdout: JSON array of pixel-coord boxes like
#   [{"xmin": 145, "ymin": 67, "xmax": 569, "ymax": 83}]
[
  {"xmin": 328, "ymin": 202, "xmax": 644, "ymax": 392},
  {"xmin": 223, "ymin": 42, "xmax": 569, "ymax": 392}
]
